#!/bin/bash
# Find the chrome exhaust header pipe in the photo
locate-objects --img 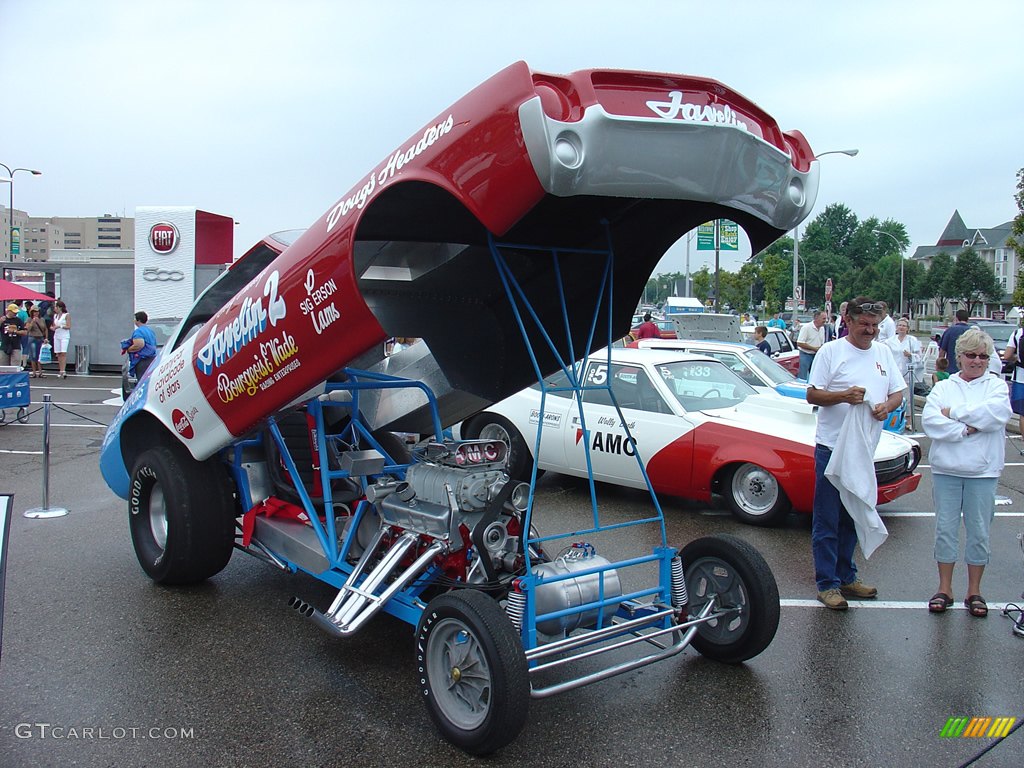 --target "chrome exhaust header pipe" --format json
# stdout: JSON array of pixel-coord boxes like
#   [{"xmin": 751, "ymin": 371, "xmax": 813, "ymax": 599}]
[{"xmin": 291, "ymin": 533, "xmax": 447, "ymax": 637}]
